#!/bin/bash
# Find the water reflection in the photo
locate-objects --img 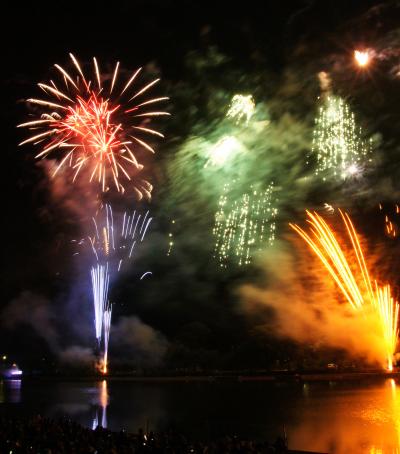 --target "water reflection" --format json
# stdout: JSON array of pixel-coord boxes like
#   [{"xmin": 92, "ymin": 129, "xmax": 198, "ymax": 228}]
[
  {"xmin": 289, "ymin": 379, "xmax": 400, "ymax": 453},
  {"xmin": 92, "ymin": 379, "xmax": 108, "ymax": 429},
  {"xmin": 2, "ymin": 378, "xmax": 400, "ymax": 452},
  {"xmin": 3, "ymin": 379, "xmax": 22, "ymax": 403}
]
